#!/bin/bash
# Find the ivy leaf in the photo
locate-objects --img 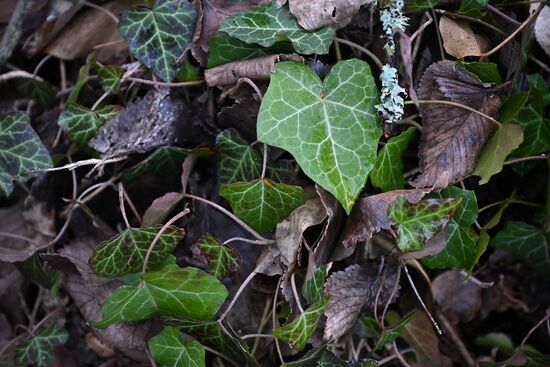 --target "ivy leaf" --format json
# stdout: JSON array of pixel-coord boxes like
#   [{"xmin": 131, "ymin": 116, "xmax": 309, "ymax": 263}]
[
  {"xmin": 407, "ymin": 0, "xmax": 441, "ymax": 12},
  {"xmin": 216, "ymin": 129, "xmax": 261, "ymax": 185},
  {"xmin": 118, "ymin": 0, "xmax": 197, "ymax": 82},
  {"xmin": 162, "ymin": 317, "xmax": 258, "ymax": 367},
  {"xmin": 0, "ymin": 111, "xmax": 53, "ymax": 196},
  {"xmin": 123, "ymin": 146, "xmax": 199, "ymax": 181},
  {"xmin": 258, "ymin": 60, "xmax": 381, "ymax": 213},
  {"xmin": 371, "ymin": 127, "xmax": 416, "ymax": 192},
  {"xmin": 283, "ymin": 347, "xmax": 377, "ymax": 367},
  {"xmin": 17, "ymin": 326, "xmax": 68, "ymax": 367},
  {"xmin": 273, "ymin": 297, "xmax": 330, "ymax": 351},
  {"xmin": 148, "ymin": 326, "xmax": 205, "ymax": 367},
  {"xmin": 512, "ymin": 105, "xmax": 550, "ymax": 156},
  {"xmin": 58, "ymin": 104, "xmax": 120, "ymax": 145},
  {"xmin": 302, "ymin": 264, "xmax": 327, "ymax": 305},
  {"xmin": 14, "ymin": 78, "xmax": 58, "ymax": 108},
  {"xmin": 197, "ymin": 233, "xmax": 241, "ymax": 279},
  {"xmin": 387, "ymin": 195, "xmax": 461, "ymax": 253},
  {"xmin": 491, "ymin": 221, "xmax": 550, "ymax": 274},
  {"xmin": 91, "ymin": 264, "xmax": 228, "ymax": 328},
  {"xmin": 219, "ymin": 2, "xmax": 334, "ymax": 55},
  {"xmin": 374, "ymin": 311, "xmax": 414, "ymax": 351},
  {"xmin": 89, "ymin": 226, "xmax": 185, "ymax": 277},
  {"xmin": 457, "ymin": 61, "xmax": 501, "ymax": 84},
  {"xmin": 208, "ymin": 34, "xmax": 294, "ymax": 68},
  {"xmin": 472, "ymin": 123, "xmax": 524, "ymax": 184},
  {"xmin": 219, "ymin": 179, "xmax": 305, "ymax": 233},
  {"xmin": 96, "ymin": 64, "xmax": 124, "ymax": 94},
  {"xmin": 458, "ymin": 0, "xmax": 488, "ymax": 17}
]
